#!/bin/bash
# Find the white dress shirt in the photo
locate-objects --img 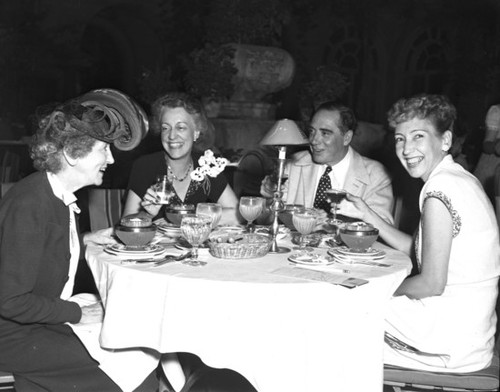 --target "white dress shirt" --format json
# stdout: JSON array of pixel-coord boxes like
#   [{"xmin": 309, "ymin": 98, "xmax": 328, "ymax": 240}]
[{"xmin": 313, "ymin": 147, "xmax": 352, "ymax": 200}]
